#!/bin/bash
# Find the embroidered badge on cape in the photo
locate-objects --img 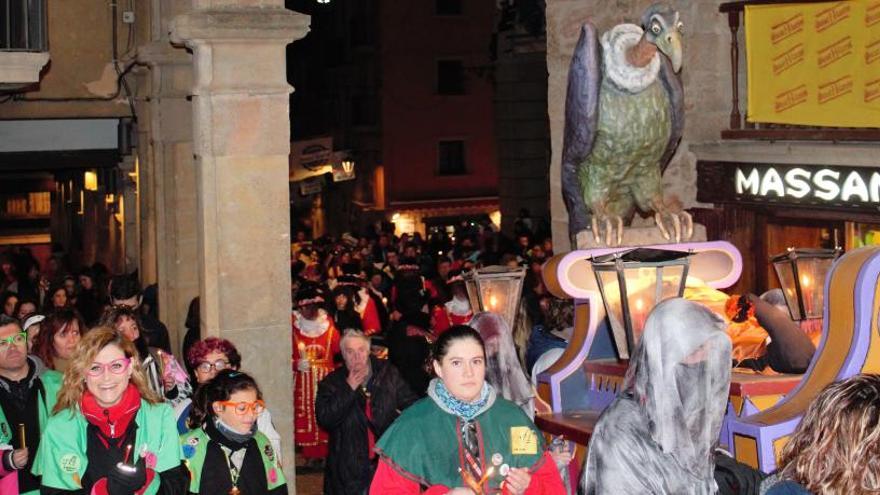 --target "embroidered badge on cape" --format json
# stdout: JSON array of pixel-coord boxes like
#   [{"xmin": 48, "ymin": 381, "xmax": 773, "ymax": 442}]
[
  {"xmin": 60, "ymin": 453, "xmax": 81, "ymax": 473},
  {"xmin": 510, "ymin": 426, "xmax": 538, "ymax": 455}
]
